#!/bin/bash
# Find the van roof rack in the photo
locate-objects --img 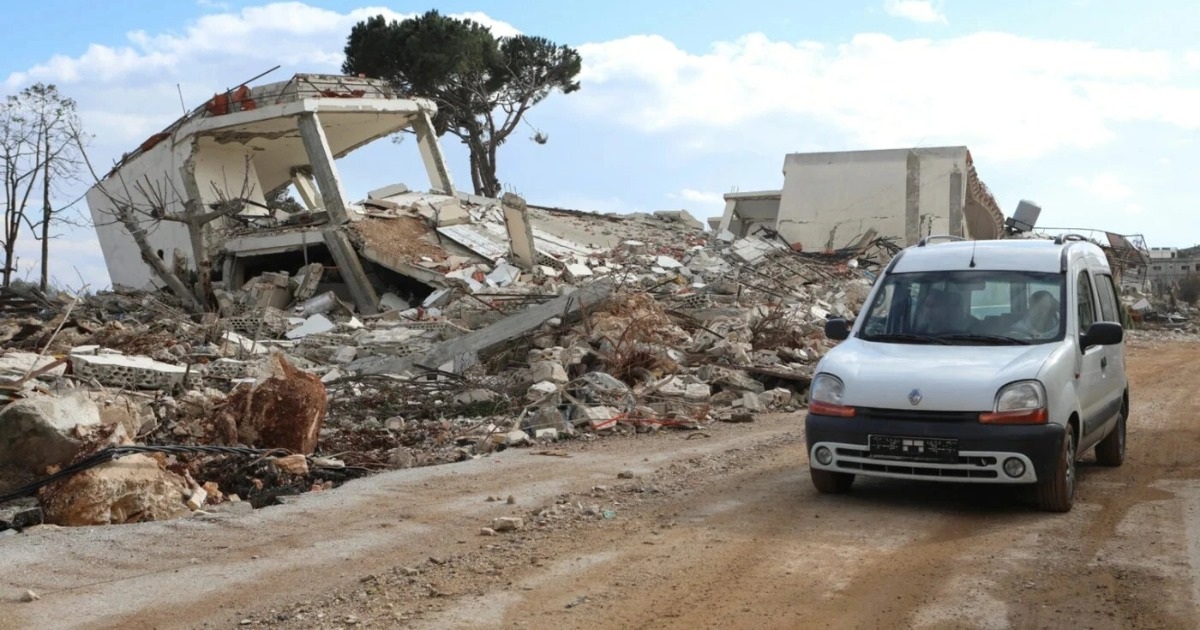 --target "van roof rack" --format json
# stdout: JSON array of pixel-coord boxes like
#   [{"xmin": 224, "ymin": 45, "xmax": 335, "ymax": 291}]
[
  {"xmin": 917, "ymin": 235, "xmax": 967, "ymax": 247},
  {"xmin": 1053, "ymin": 233, "xmax": 1089, "ymax": 245}
]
